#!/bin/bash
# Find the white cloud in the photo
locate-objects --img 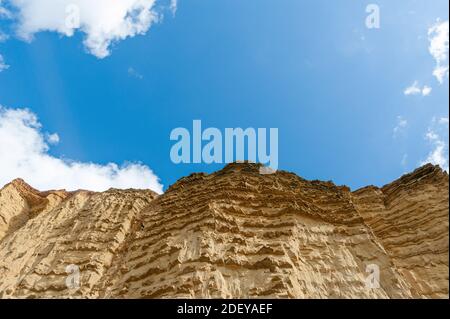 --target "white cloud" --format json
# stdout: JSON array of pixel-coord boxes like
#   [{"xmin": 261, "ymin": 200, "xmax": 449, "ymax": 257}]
[
  {"xmin": 0, "ymin": 1, "xmax": 11, "ymax": 18},
  {"xmin": 421, "ymin": 117, "xmax": 449, "ymax": 172},
  {"xmin": 0, "ymin": 31, "xmax": 8, "ymax": 42},
  {"xmin": 3, "ymin": 0, "xmax": 160, "ymax": 59},
  {"xmin": 438, "ymin": 117, "xmax": 449, "ymax": 125},
  {"xmin": 0, "ymin": 1, "xmax": 10, "ymax": 43},
  {"xmin": 46, "ymin": 133, "xmax": 60, "ymax": 145},
  {"xmin": 401, "ymin": 153, "xmax": 408, "ymax": 167},
  {"xmin": 421, "ymin": 85, "xmax": 432, "ymax": 96},
  {"xmin": 422, "ymin": 139, "xmax": 448, "ymax": 172},
  {"xmin": 0, "ymin": 54, "xmax": 8, "ymax": 72},
  {"xmin": 0, "ymin": 0, "xmax": 7, "ymax": 68},
  {"xmin": 404, "ymin": 81, "xmax": 432, "ymax": 96},
  {"xmin": 404, "ymin": 81, "xmax": 421, "ymax": 95},
  {"xmin": 170, "ymin": 0, "xmax": 177, "ymax": 15},
  {"xmin": 0, "ymin": 106, "xmax": 163, "ymax": 193},
  {"xmin": 428, "ymin": 20, "xmax": 449, "ymax": 84},
  {"xmin": 393, "ymin": 116, "xmax": 408, "ymax": 137},
  {"xmin": 128, "ymin": 67, "xmax": 143, "ymax": 79}
]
